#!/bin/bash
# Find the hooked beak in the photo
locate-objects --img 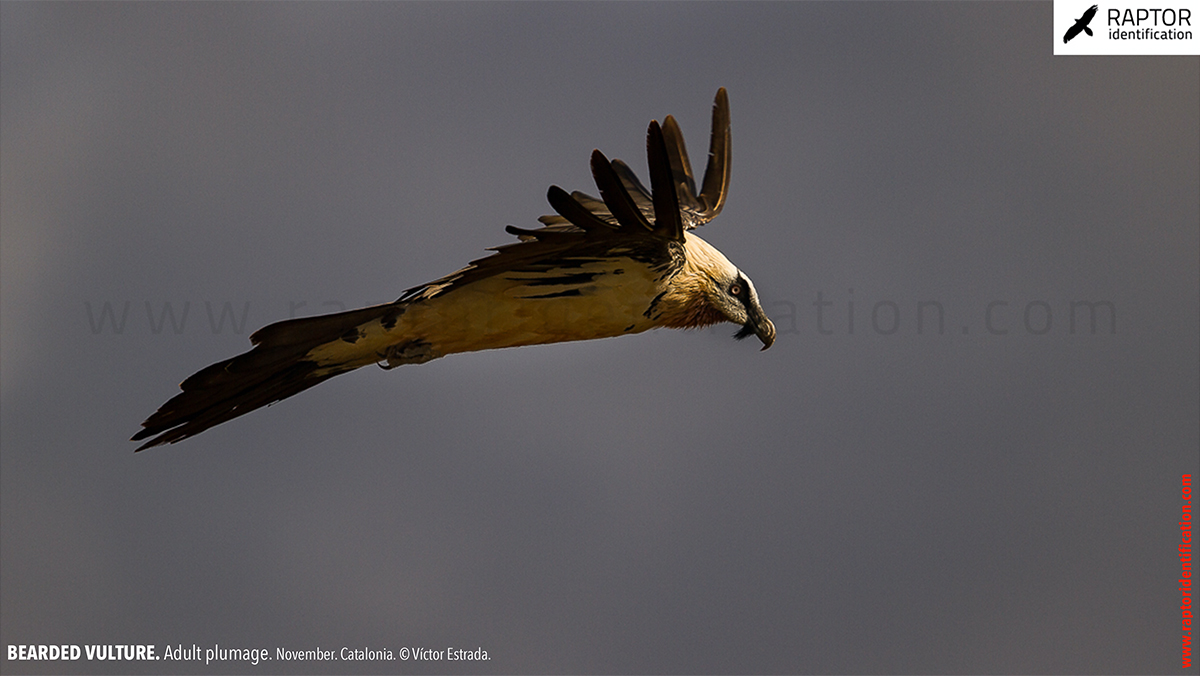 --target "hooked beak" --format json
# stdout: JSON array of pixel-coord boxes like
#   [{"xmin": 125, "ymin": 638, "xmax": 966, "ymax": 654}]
[{"xmin": 735, "ymin": 302, "xmax": 776, "ymax": 350}]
